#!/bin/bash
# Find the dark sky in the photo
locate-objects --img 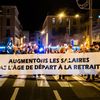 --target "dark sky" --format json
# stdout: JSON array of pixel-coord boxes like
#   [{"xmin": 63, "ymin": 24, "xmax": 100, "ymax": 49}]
[{"xmin": 0, "ymin": 0, "xmax": 100, "ymax": 32}]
